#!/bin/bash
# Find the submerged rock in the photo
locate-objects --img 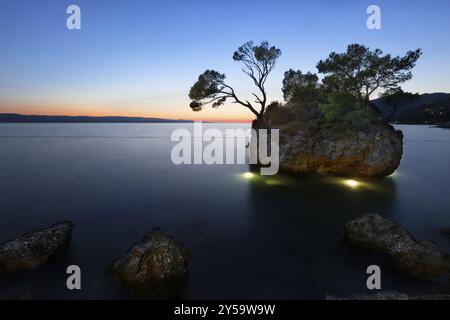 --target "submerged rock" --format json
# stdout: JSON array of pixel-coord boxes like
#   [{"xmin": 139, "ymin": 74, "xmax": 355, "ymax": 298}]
[
  {"xmin": 0, "ymin": 221, "xmax": 74, "ymax": 274},
  {"xmin": 261, "ymin": 108, "xmax": 403, "ymax": 177},
  {"xmin": 111, "ymin": 228, "xmax": 191, "ymax": 300},
  {"xmin": 327, "ymin": 291, "xmax": 450, "ymax": 300},
  {"xmin": 345, "ymin": 213, "xmax": 450, "ymax": 280},
  {"xmin": 7, "ymin": 287, "xmax": 40, "ymax": 300}
]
